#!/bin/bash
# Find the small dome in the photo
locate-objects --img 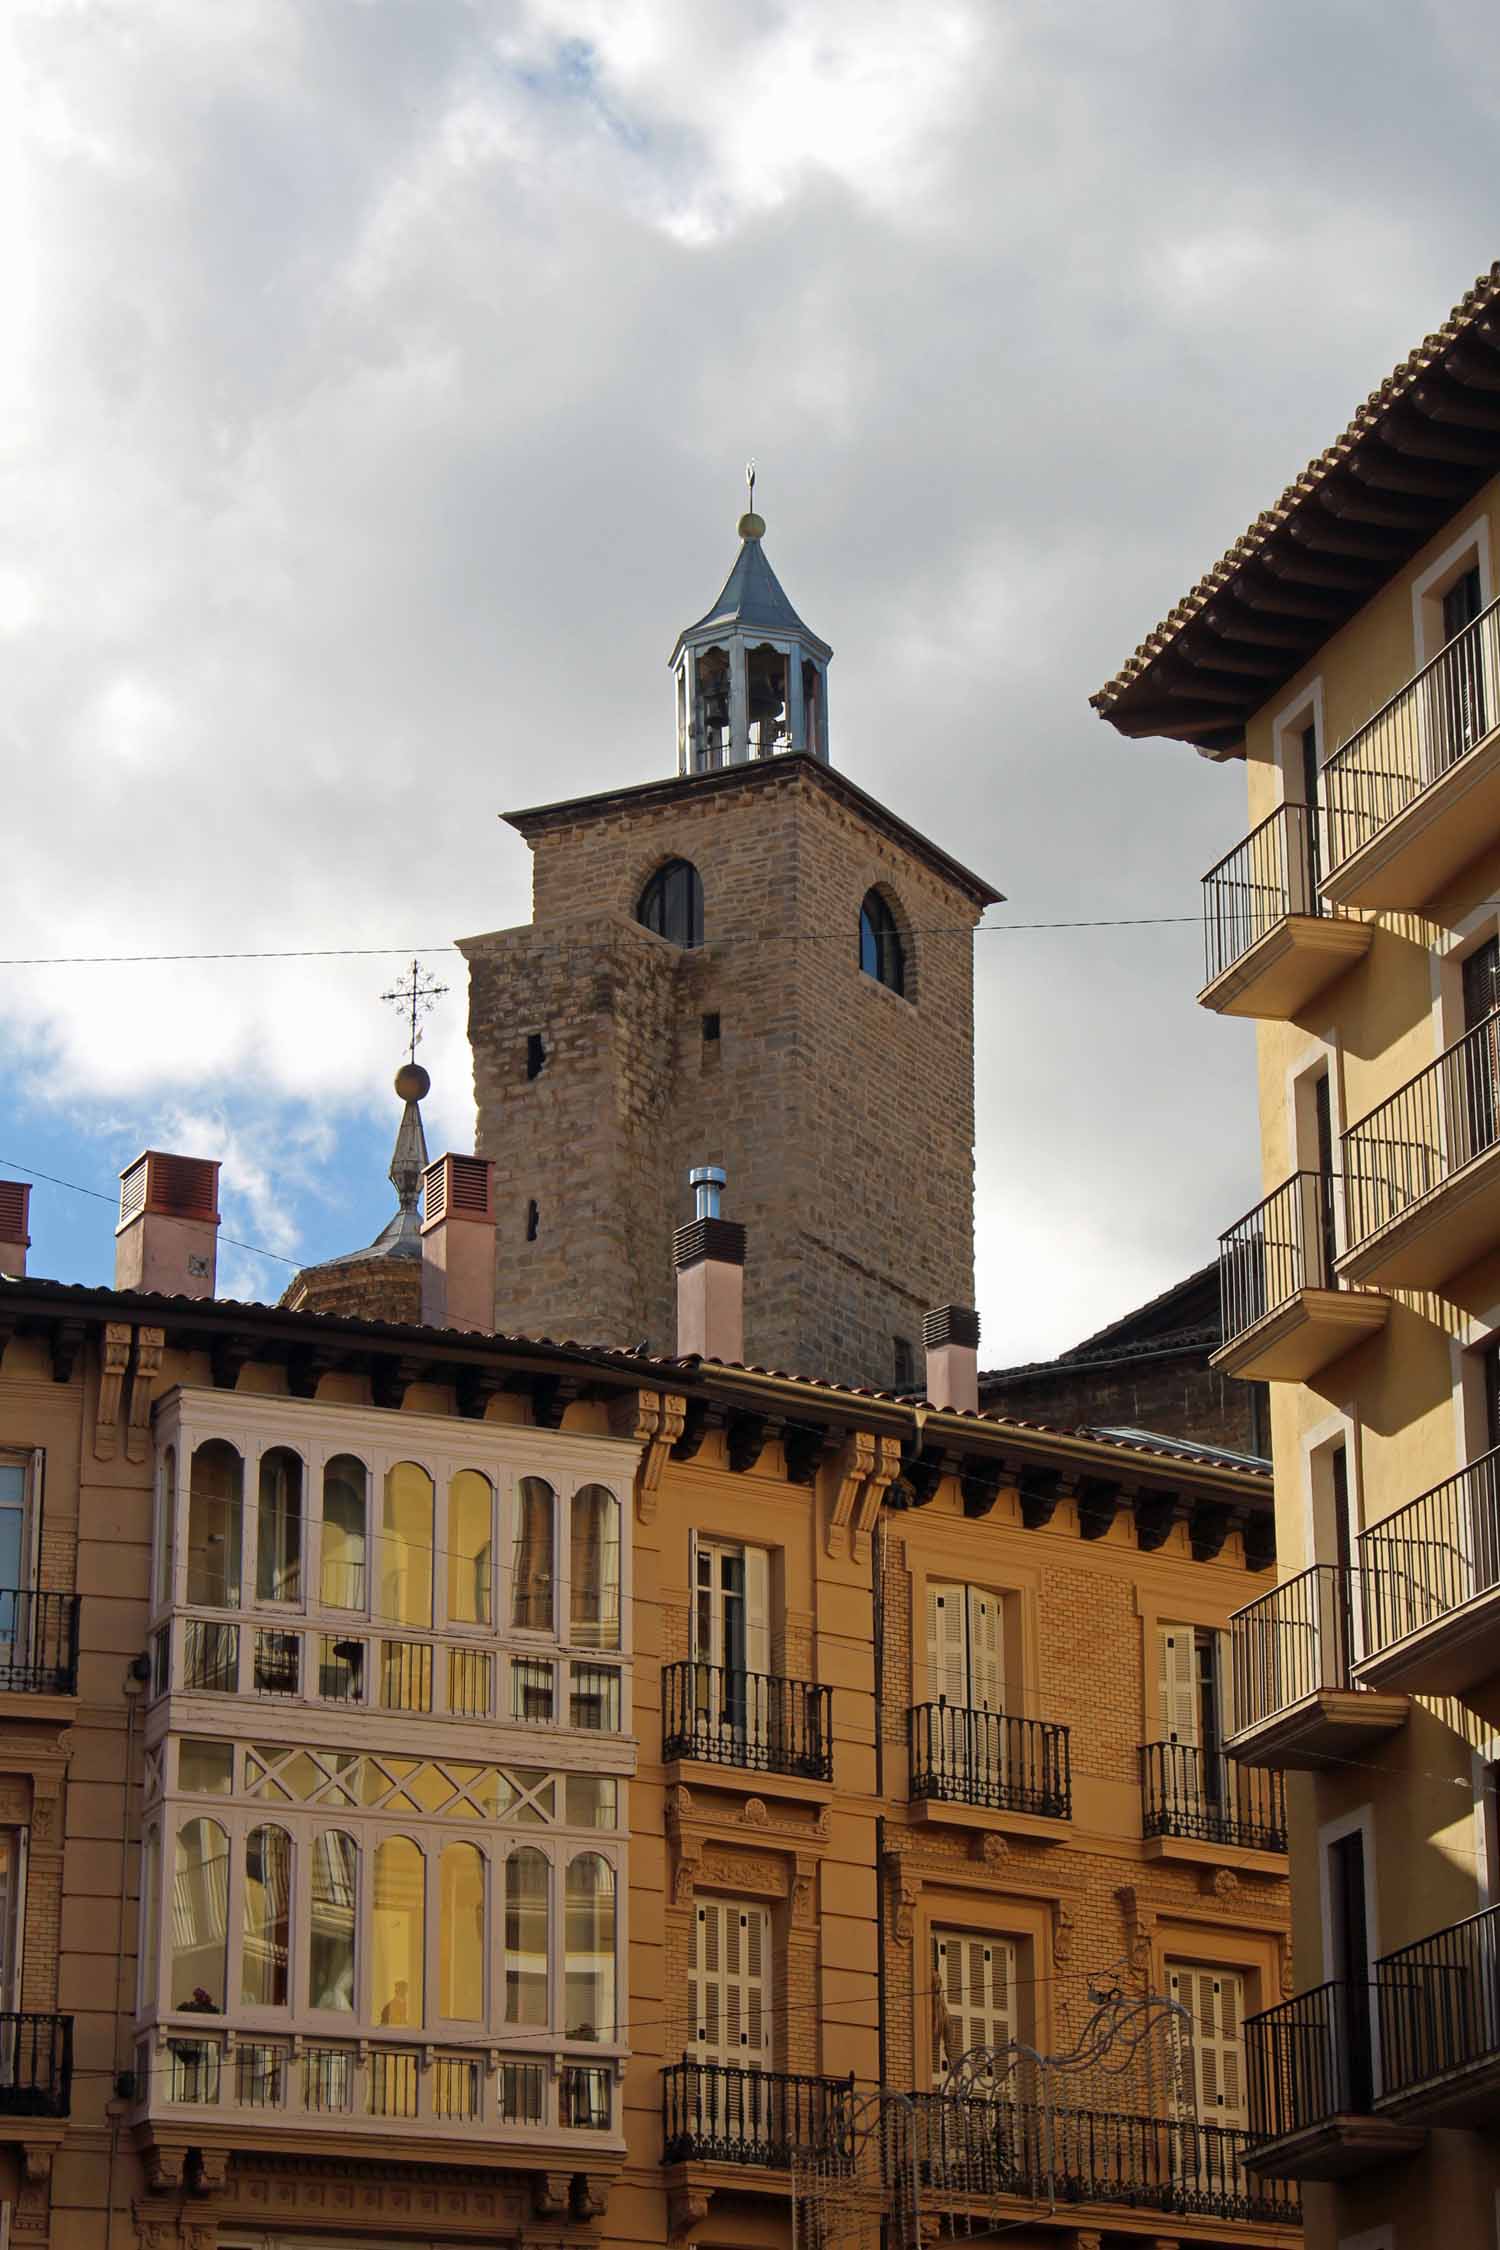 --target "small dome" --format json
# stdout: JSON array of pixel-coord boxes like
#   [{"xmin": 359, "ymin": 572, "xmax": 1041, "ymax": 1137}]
[
  {"xmin": 395, "ymin": 1061, "xmax": 431, "ymax": 1102},
  {"xmin": 737, "ymin": 509, "xmax": 766, "ymax": 540}
]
